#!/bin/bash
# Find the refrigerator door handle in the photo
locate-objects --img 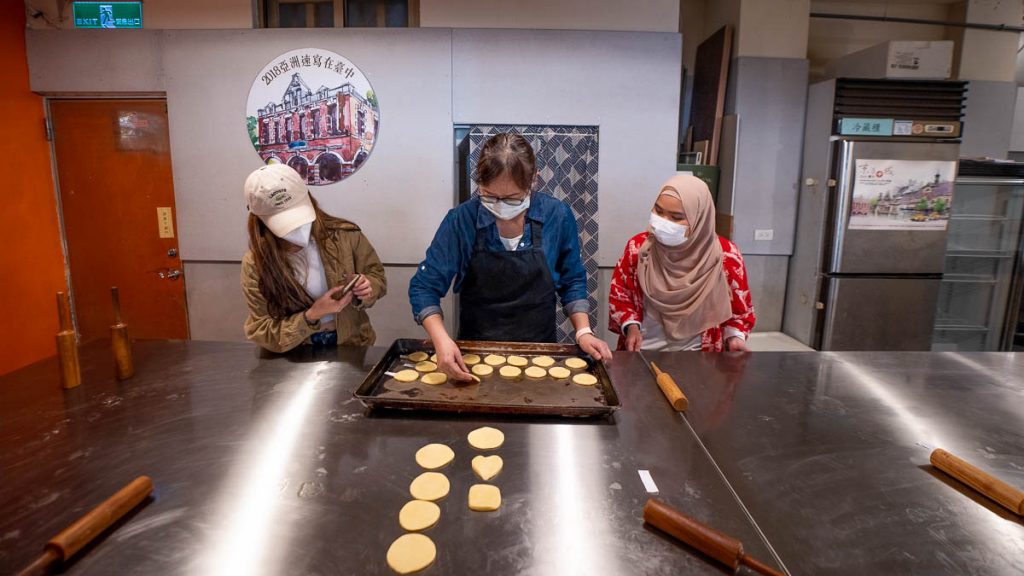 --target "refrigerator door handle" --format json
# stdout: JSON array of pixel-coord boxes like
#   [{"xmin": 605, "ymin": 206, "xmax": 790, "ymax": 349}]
[{"xmin": 830, "ymin": 140, "xmax": 856, "ymax": 272}]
